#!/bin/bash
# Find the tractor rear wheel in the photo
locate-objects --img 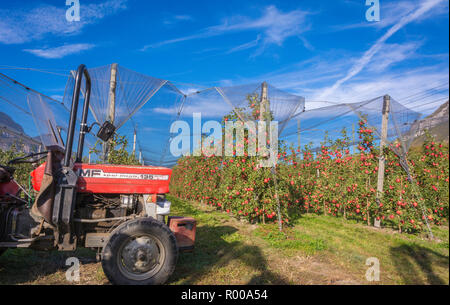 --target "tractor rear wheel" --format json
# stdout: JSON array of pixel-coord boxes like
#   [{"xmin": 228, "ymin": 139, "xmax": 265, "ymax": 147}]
[{"xmin": 101, "ymin": 218, "xmax": 178, "ymax": 285}]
